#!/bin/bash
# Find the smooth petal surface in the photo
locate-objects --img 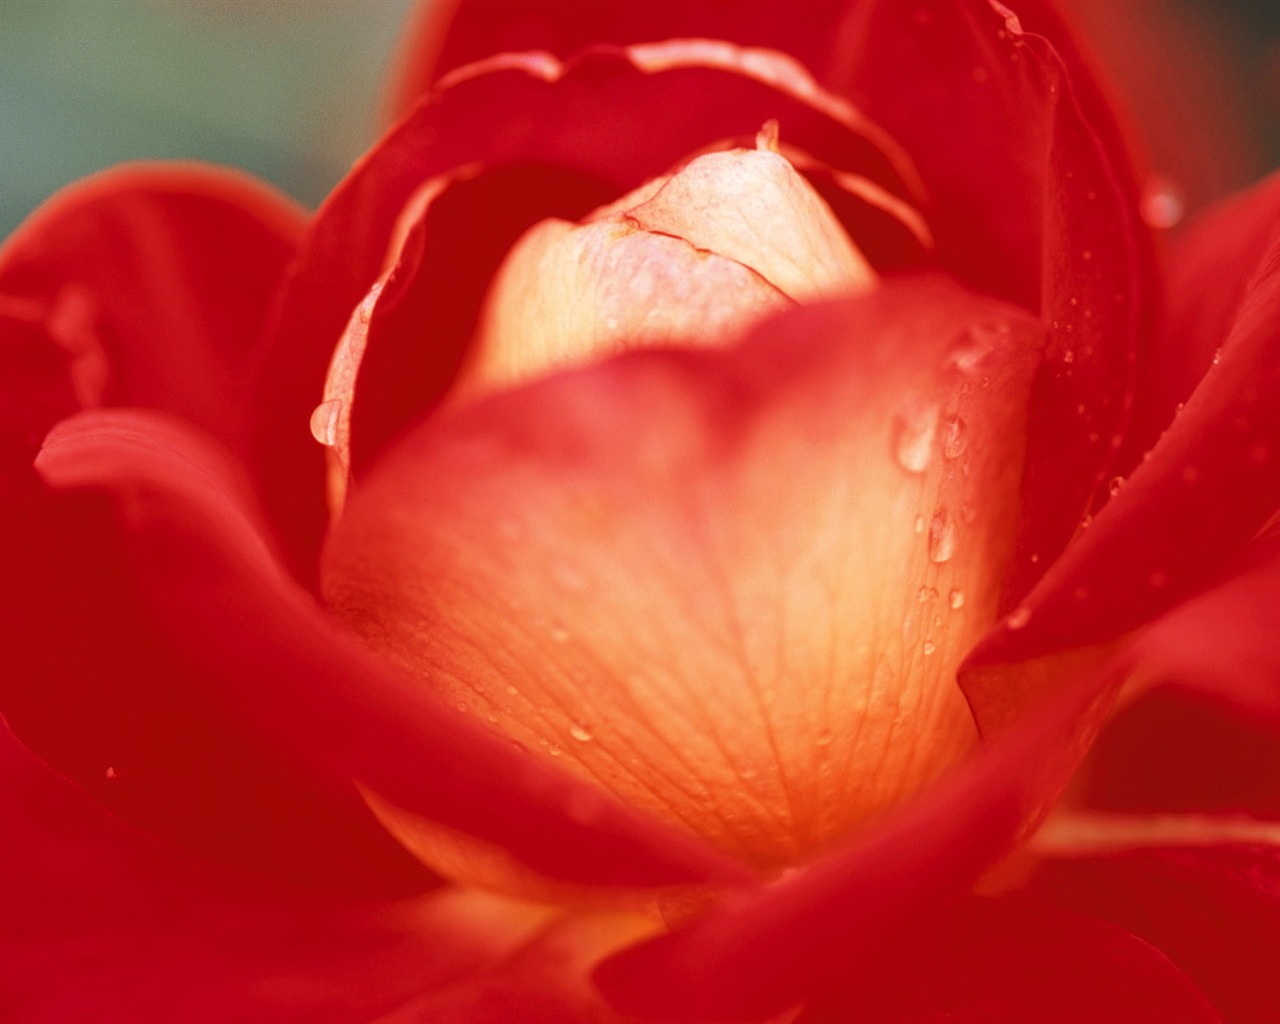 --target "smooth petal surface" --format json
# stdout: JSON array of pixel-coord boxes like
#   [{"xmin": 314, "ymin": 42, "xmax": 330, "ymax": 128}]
[
  {"xmin": 0, "ymin": 163, "xmax": 305, "ymax": 468},
  {"xmin": 324, "ymin": 280, "xmax": 1040, "ymax": 875},
  {"xmin": 966, "ymin": 187, "xmax": 1280, "ymax": 687},
  {"xmin": 1031, "ymin": 844, "xmax": 1280, "ymax": 1023},
  {"xmin": 0, "ymin": 726, "xmax": 640, "ymax": 1024},
  {"xmin": 795, "ymin": 896, "xmax": 1217, "ymax": 1024},
  {"xmin": 258, "ymin": 42, "xmax": 920, "ymax": 582},
  {"xmin": 2, "ymin": 409, "xmax": 747, "ymax": 893},
  {"xmin": 455, "ymin": 143, "xmax": 873, "ymax": 400},
  {"xmin": 1078, "ymin": 529, "xmax": 1280, "ymax": 818}
]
